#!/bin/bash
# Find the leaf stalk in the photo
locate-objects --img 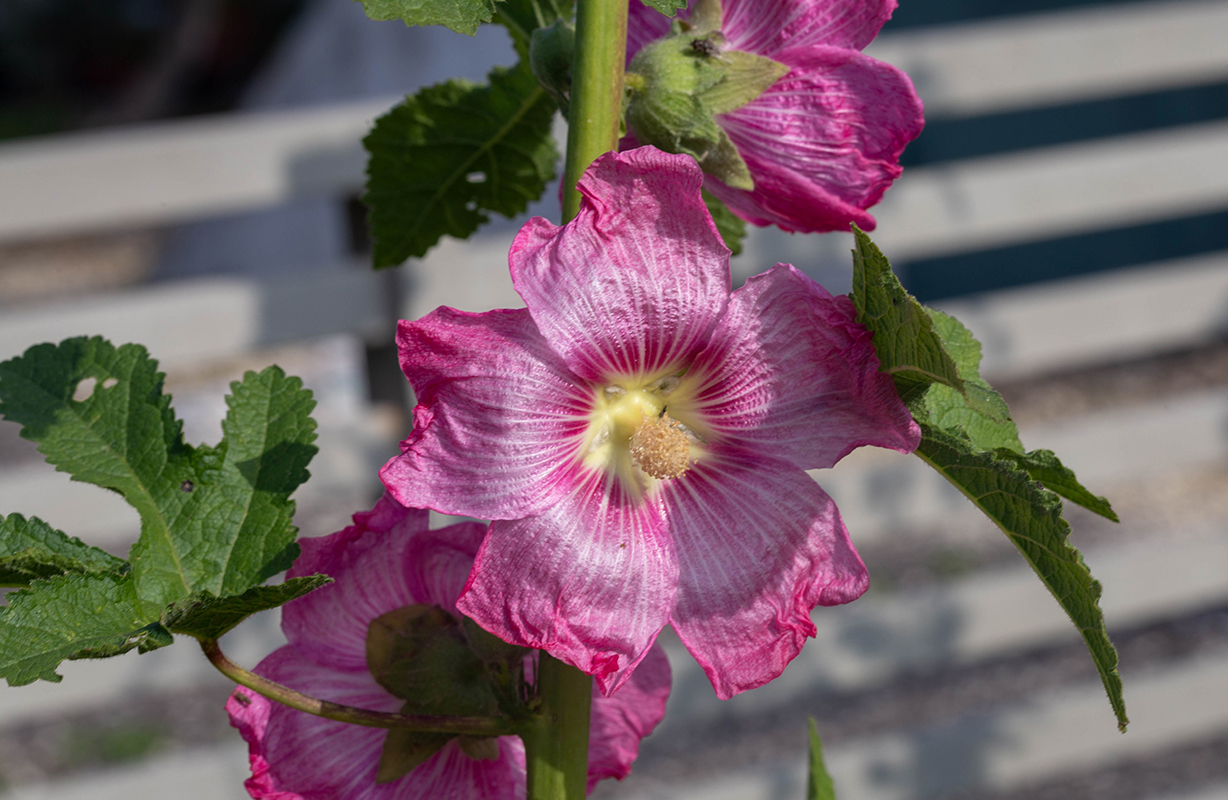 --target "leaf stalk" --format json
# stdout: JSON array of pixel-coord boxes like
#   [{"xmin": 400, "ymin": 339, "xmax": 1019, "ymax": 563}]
[{"xmin": 200, "ymin": 638, "xmax": 518, "ymax": 736}]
